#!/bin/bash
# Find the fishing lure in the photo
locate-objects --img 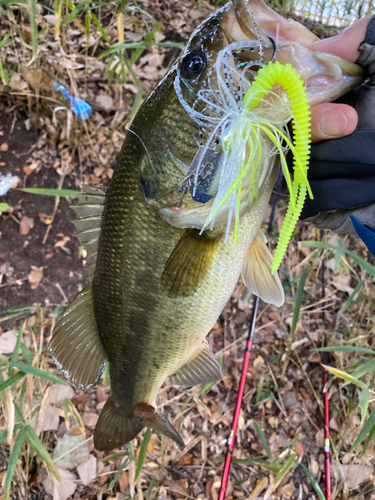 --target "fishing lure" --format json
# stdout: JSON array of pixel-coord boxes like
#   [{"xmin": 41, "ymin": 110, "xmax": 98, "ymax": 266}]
[
  {"xmin": 234, "ymin": 61, "xmax": 313, "ymax": 274},
  {"xmin": 175, "ymin": 43, "xmax": 312, "ymax": 274}
]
